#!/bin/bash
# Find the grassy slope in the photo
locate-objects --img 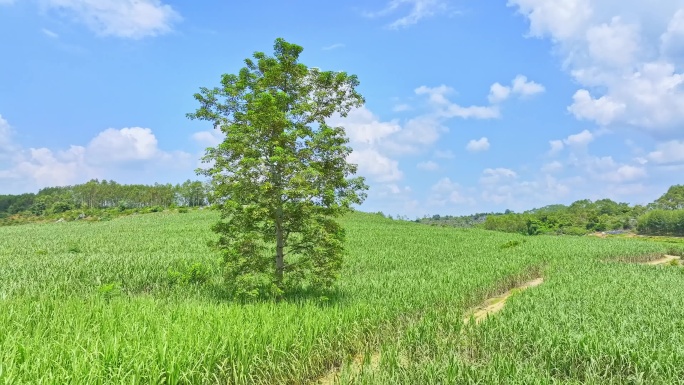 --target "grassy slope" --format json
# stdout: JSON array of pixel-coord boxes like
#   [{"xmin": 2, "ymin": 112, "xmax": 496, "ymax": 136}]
[{"xmin": 0, "ymin": 210, "xmax": 677, "ymax": 384}]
